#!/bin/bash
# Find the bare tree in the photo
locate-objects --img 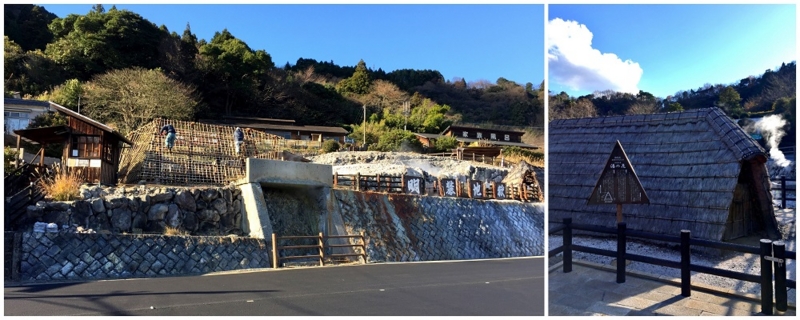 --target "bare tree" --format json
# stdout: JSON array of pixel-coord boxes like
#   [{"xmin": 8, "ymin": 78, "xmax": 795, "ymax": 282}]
[{"xmin": 626, "ymin": 101, "xmax": 660, "ymax": 115}]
